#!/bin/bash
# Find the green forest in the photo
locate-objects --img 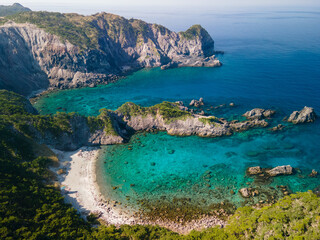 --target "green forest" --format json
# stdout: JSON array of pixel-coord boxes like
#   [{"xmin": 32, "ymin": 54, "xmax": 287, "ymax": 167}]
[{"xmin": 1, "ymin": 89, "xmax": 320, "ymax": 239}]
